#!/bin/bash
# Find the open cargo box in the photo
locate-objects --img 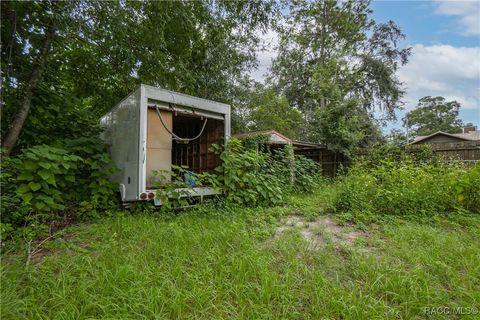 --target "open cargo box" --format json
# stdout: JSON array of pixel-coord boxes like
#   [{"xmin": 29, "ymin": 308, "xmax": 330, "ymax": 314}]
[{"xmin": 100, "ymin": 84, "xmax": 230, "ymax": 205}]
